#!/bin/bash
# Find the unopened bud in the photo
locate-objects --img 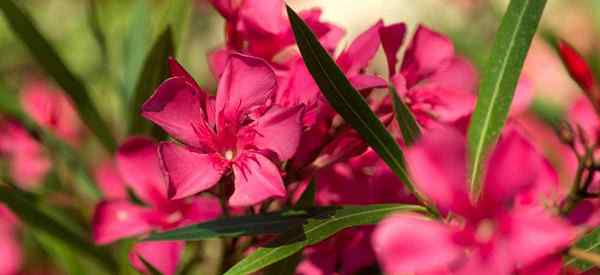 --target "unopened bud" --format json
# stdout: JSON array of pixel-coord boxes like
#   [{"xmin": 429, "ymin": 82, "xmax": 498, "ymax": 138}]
[{"xmin": 557, "ymin": 122, "xmax": 574, "ymax": 145}]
